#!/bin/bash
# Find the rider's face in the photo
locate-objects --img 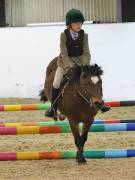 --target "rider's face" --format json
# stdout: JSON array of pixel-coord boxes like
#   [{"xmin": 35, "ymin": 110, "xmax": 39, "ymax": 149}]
[{"xmin": 71, "ymin": 22, "xmax": 82, "ymax": 32}]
